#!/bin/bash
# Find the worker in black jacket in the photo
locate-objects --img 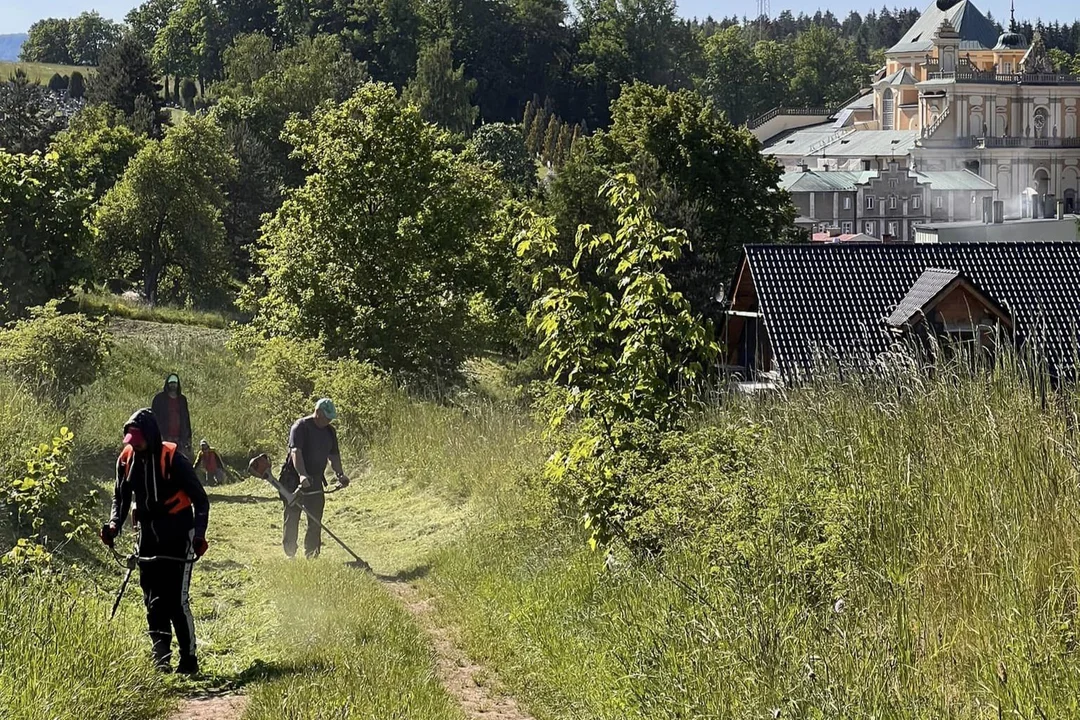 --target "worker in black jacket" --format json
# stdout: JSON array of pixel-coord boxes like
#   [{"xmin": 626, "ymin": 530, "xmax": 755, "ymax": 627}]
[{"xmin": 100, "ymin": 408, "xmax": 210, "ymax": 674}]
